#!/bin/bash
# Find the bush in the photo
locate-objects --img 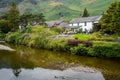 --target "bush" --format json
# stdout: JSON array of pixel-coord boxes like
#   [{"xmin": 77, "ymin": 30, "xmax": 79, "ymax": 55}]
[
  {"xmin": 70, "ymin": 44, "xmax": 88, "ymax": 55},
  {"xmin": 51, "ymin": 27, "xmax": 63, "ymax": 34},
  {"xmin": 90, "ymin": 32, "xmax": 114, "ymax": 41},
  {"xmin": 5, "ymin": 32, "xmax": 22, "ymax": 43},
  {"xmin": 5, "ymin": 26, "xmax": 56, "ymax": 48},
  {"xmin": 0, "ymin": 20, "xmax": 11, "ymax": 33},
  {"xmin": 30, "ymin": 26, "xmax": 56, "ymax": 48},
  {"xmin": 88, "ymin": 41, "xmax": 120, "ymax": 57},
  {"xmin": 0, "ymin": 31, "xmax": 6, "ymax": 40},
  {"xmin": 46, "ymin": 38, "xmax": 68, "ymax": 51},
  {"xmin": 68, "ymin": 39, "xmax": 92, "ymax": 47}
]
